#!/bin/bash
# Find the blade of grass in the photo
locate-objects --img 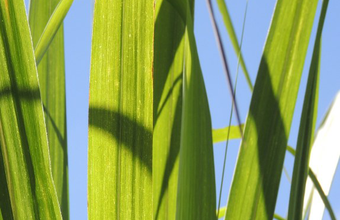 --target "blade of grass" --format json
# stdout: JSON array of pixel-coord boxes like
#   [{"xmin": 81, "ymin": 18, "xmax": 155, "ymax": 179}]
[
  {"xmin": 0, "ymin": 0, "xmax": 62, "ymax": 219},
  {"xmin": 274, "ymin": 213, "xmax": 286, "ymax": 220},
  {"xmin": 34, "ymin": 0, "xmax": 74, "ymax": 64},
  {"xmin": 88, "ymin": 0, "xmax": 154, "ymax": 219},
  {"xmin": 308, "ymin": 169, "xmax": 336, "ymax": 220},
  {"xmin": 224, "ymin": 0, "xmax": 319, "ymax": 219},
  {"xmin": 153, "ymin": 0, "xmax": 187, "ymax": 219},
  {"xmin": 175, "ymin": 2, "xmax": 216, "ymax": 219},
  {"xmin": 302, "ymin": 92, "xmax": 340, "ymax": 220},
  {"xmin": 287, "ymin": 0, "xmax": 329, "ymax": 218},
  {"xmin": 29, "ymin": 0, "xmax": 69, "ymax": 219},
  {"xmin": 213, "ymin": 124, "xmax": 244, "ymax": 143},
  {"xmin": 216, "ymin": 0, "xmax": 253, "ymax": 91},
  {"xmin": 205, "ymin": 0, "xmax": 243, "ymax": 136}
]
